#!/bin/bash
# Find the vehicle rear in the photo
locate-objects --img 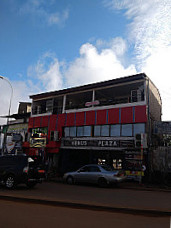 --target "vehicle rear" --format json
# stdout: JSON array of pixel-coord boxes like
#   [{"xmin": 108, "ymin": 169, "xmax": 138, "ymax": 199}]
[
  {"xmin": 0, "ymin": 155, "xmax": 45, "ymax": 189},
  {"xmin": 23, "ymin": 157, "xmax": 45, "ymax": 187}
]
